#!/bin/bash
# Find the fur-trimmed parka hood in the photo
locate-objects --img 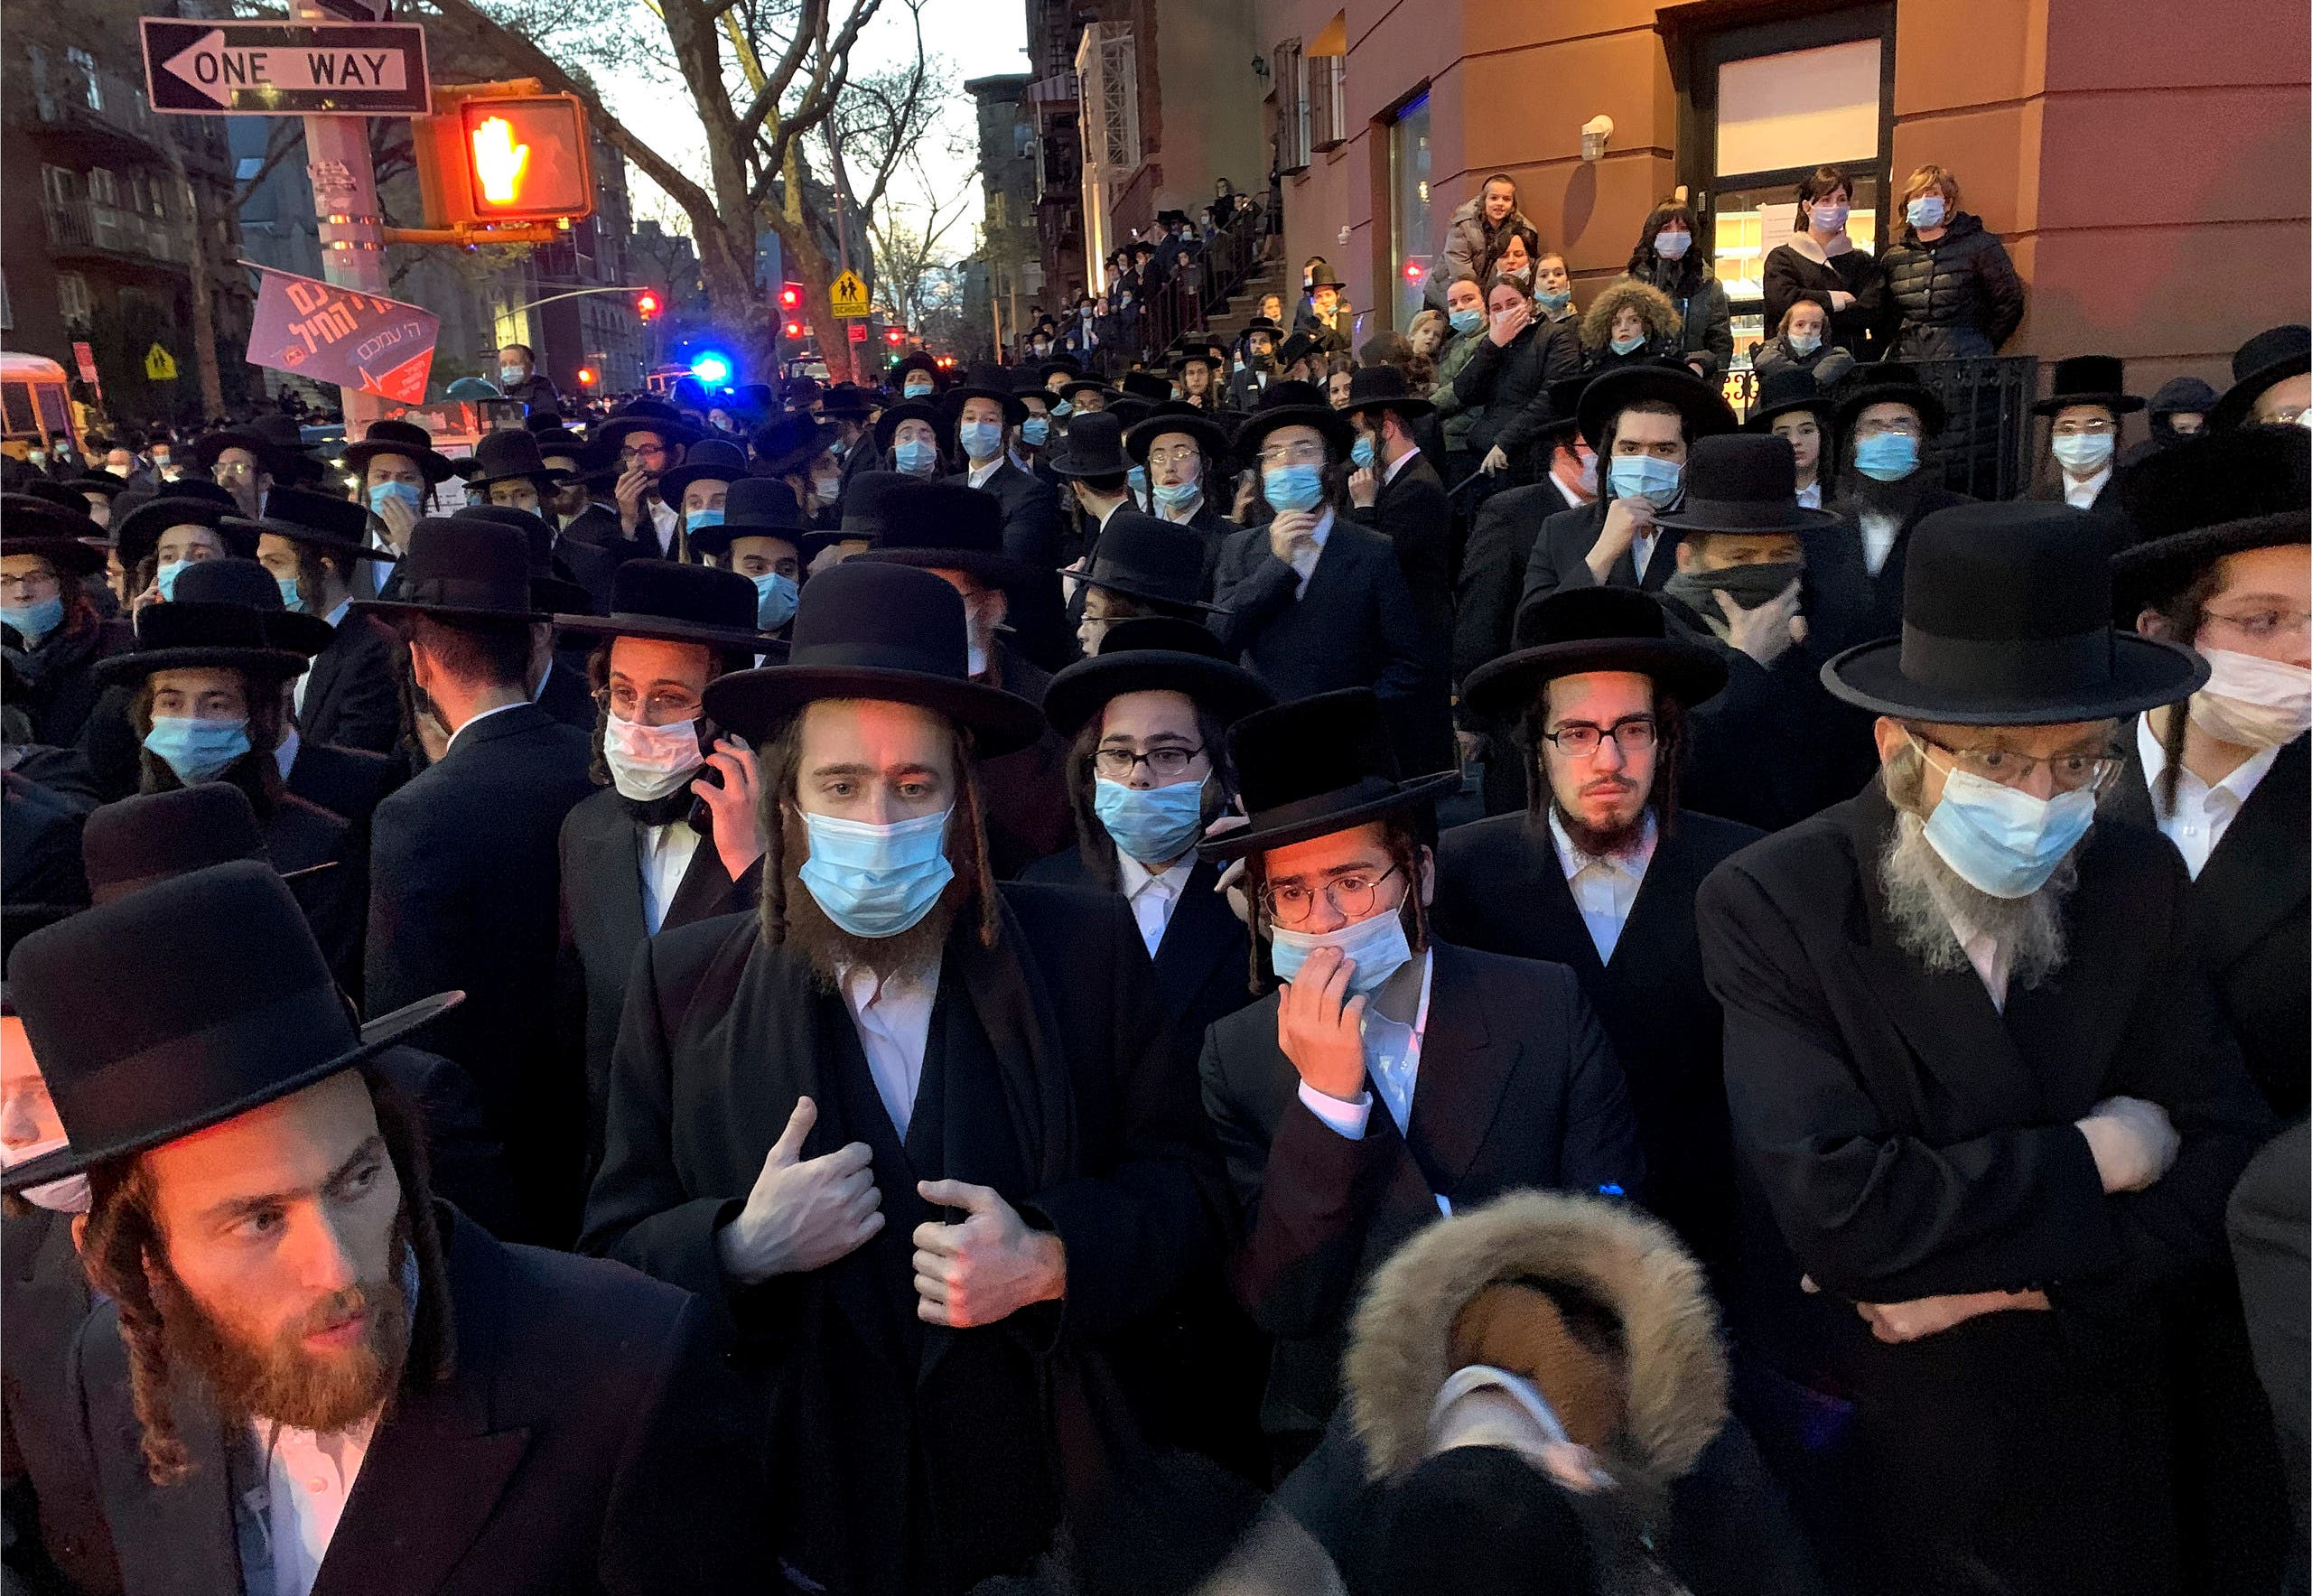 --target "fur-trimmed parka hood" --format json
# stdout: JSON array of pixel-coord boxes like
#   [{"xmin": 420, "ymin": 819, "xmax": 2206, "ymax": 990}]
[{"xmin": 1581, "ymin": 280, "xmax": 1684, "ymax": 353}]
